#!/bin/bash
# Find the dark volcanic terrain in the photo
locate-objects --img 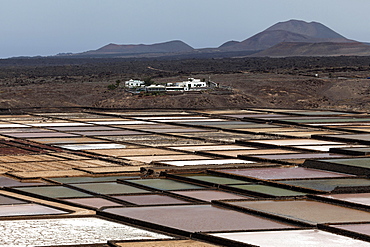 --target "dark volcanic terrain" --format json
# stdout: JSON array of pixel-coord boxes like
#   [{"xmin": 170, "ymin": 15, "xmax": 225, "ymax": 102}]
[{"xmin": 1, "ymin": 56, "xmax": 370, "ymax": 112}]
